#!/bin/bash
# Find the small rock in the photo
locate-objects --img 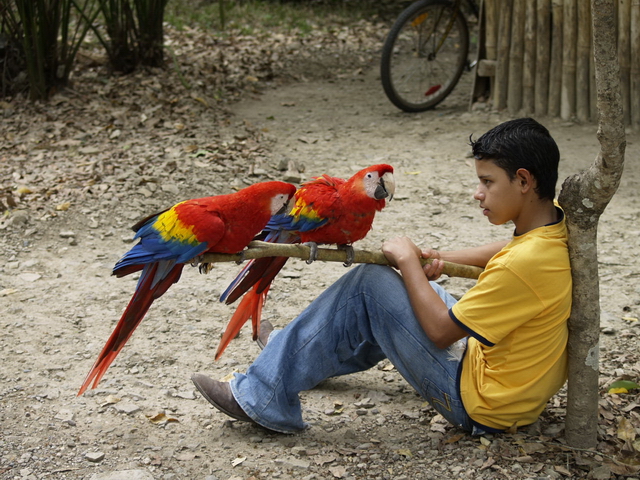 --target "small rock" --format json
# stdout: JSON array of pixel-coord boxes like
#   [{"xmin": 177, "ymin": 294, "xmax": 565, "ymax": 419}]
[
  {"xmin": 54, "ymin": 409, "xmax": 75, "ymax": 423},
  {"xmin": 59, "ymin": 231, "xmax": 76, "ymax": 238},
  {"xmin": 18, "ymin": 273, "xmax": 41, "ymax": 282},
  {"xmin": 589, "ymin": 465, "xmax": 611, "ymax": 480},
  {"xmin": 9, "ymin": 211, "xmax": 29, "ymax": 225},
  {"xmin": 90, "ymin": 469, "xmax": 154, "ymax": 480},
  {"xmin": 291, "ymin": 446, "xmax": 307, "ymax": 456},
  {"xmin": 174, "ymin": 390, "xmax": 196, "ymax": 400},
  {"xmin": 274, "ymin": 457, "xmax": 311, "ymax": 470},
  {"xmin": 114, "ymin": 402, "xmax": 140, "ymax": 415},
  {"xmin": 85, "ymin": 451, "xmax": 105, "ymax": 463},
  {"xmin": 283, "ymin": 171, "xmax": 302, "ymax": 183},
  {"xmin": 161, "ymin": 184, "xmax": 180, "ymax": 195},
  {"xmin": 354, "ymin": 398, "xmax": 375, "ymax": 408}
]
